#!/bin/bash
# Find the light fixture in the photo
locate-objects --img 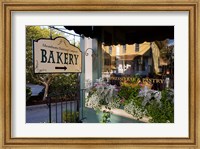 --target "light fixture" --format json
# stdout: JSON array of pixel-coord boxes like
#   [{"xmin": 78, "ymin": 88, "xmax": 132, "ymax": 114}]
[{"xmin": 85, "ymin": 48, "xmax": 98, "ymax": 58}]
